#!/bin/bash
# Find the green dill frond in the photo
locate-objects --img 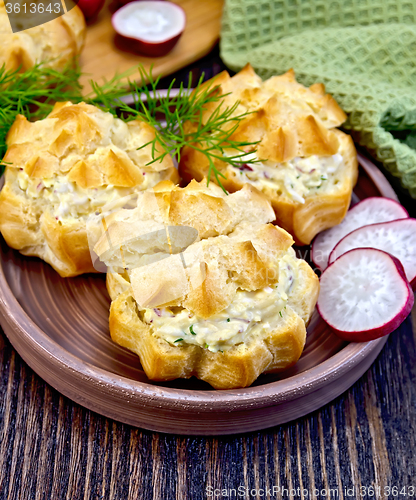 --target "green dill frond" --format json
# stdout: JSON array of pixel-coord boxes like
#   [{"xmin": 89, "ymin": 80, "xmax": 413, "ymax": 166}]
[
  {"xmin": 0, "ymin": 60, "xmax": 82, "ymax": 169},
  {"xmin": 0, "ymin": 59, "xmax": 132, "ymax": 173},
  {"xmin": 0, "ymin": 62, "xmax": 260, "ymax": 187},
  {"xmin": 115, "ymin": 68, "xmax": 261, "ymax": 192},
  {"xmin": 84, "ymin": 66, "xmax": 139, "ymax": 113}
]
